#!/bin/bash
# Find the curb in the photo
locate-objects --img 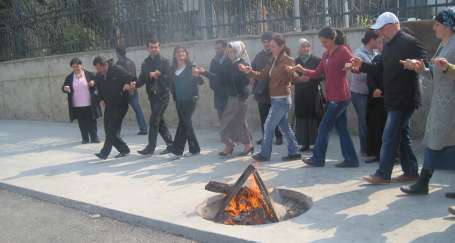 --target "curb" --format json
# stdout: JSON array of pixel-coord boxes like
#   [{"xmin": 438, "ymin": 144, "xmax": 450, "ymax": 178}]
[{"xmin": 0, "ymin": 182, "xmax": 255, "ymax": 243}]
